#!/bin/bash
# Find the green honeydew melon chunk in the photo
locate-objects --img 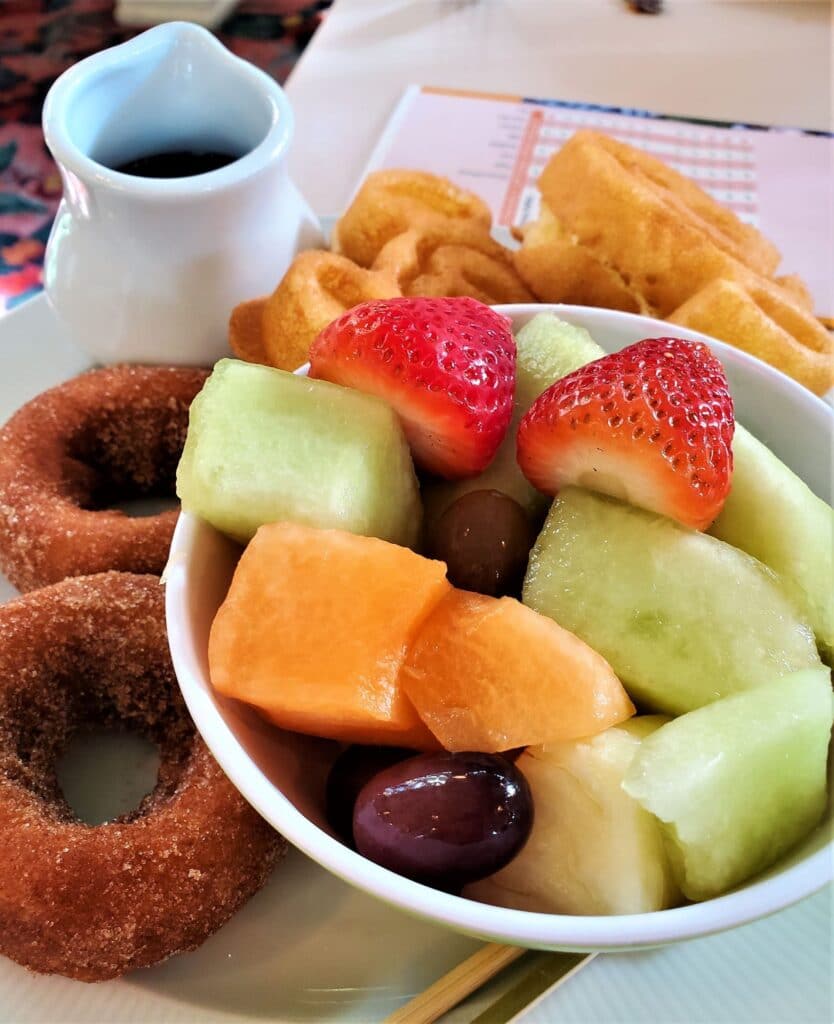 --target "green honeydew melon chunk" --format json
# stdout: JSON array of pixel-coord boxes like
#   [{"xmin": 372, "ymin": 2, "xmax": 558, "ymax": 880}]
[
  {"xmin": 710, "ymin": 423, "xmax": 834, "ymax": 662},
  {"xmin": 623, "ymin": 667, "xmax": 833, "ymax": 902},
  {"xmin": 177, "ymin": 359, "xmax": 421, "ymax": 546},
  {"xmin": 422, "ymin": 313, "xmax": 605, "ymax": 526},
  {"xmin": 466, "ymin": 717, "xmax": 682, "ymax": 915},
  {"xmin": 513, "ymin": 312, "xmax": 606, "ymax": 411},
  {"xmin": 522, "ymin": 487, "xmax": 822, "ymax": 715}
]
